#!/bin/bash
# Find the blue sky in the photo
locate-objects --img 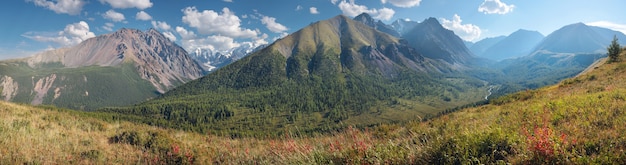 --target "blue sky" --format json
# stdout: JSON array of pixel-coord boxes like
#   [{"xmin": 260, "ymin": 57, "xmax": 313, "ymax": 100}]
[{"xmin": 1, "ymin": 0, "xmax": 625, "ymax": 60}]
